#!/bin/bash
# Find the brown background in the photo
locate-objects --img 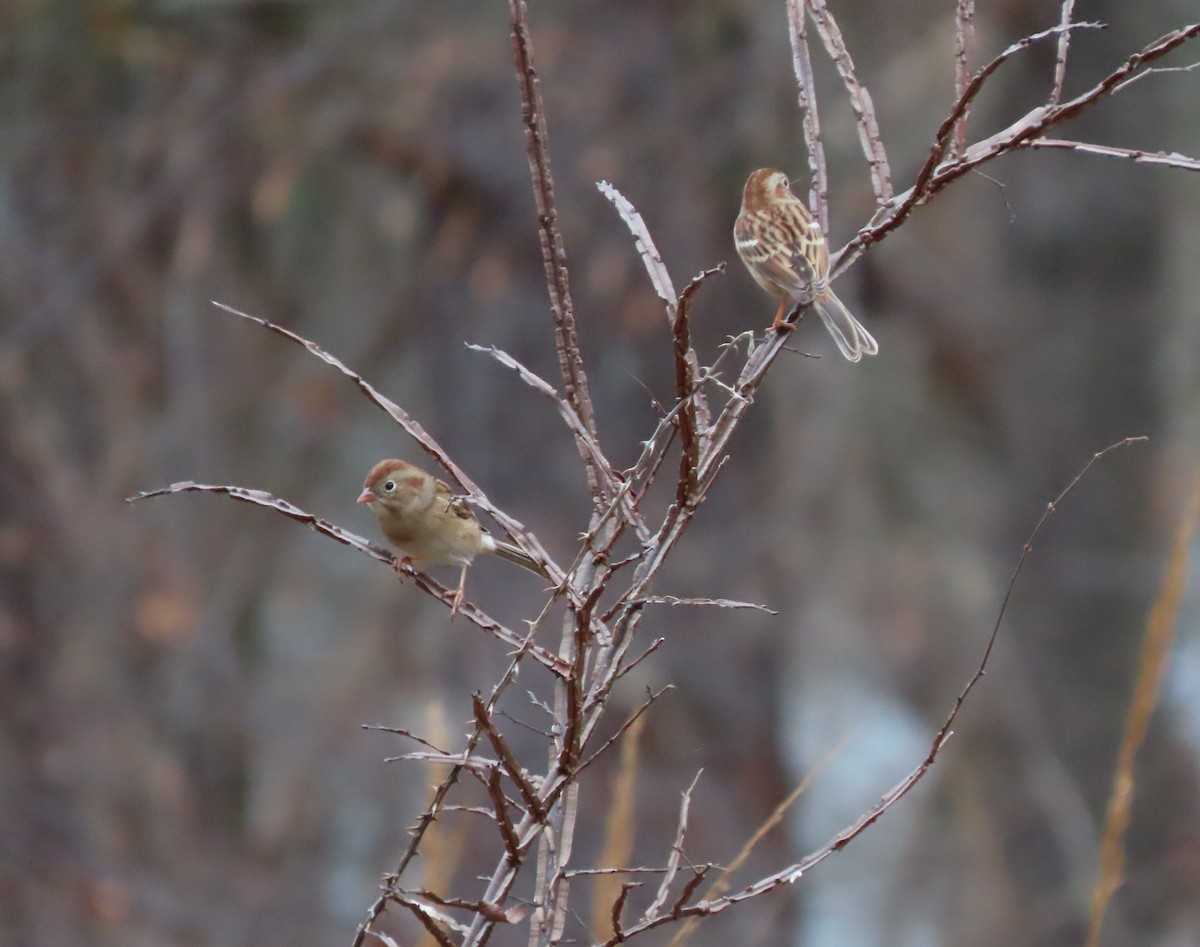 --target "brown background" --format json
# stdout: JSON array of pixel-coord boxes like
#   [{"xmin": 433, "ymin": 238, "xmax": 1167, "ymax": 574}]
[{"xmin": 2, "ymin": 1, "xmax": 1199, "ymax": 945}]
